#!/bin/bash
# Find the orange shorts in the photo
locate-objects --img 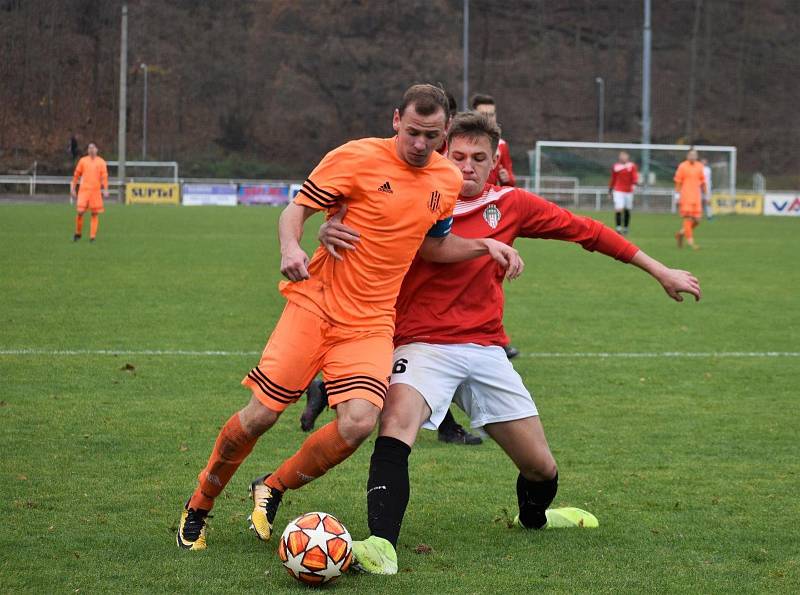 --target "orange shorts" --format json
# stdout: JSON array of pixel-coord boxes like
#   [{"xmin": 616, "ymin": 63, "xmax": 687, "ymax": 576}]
[
  {"xmin": 241, "ymin": 301, "xmax": 392, "ymax": 412},
  {"xmin": 77, "ymin": 191, "xmax": 104, "ymax": 214}
]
